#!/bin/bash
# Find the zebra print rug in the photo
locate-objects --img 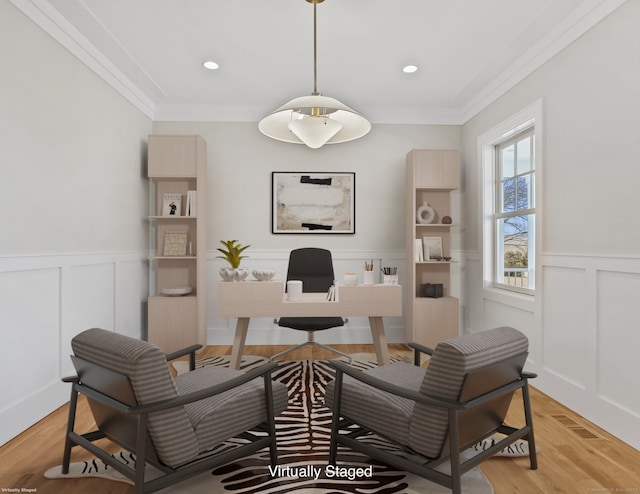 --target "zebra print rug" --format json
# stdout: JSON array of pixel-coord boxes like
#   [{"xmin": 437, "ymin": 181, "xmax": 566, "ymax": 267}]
[{"xmin": 45, "ymin": 357, "xmax": 494, "ymax": 493}]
